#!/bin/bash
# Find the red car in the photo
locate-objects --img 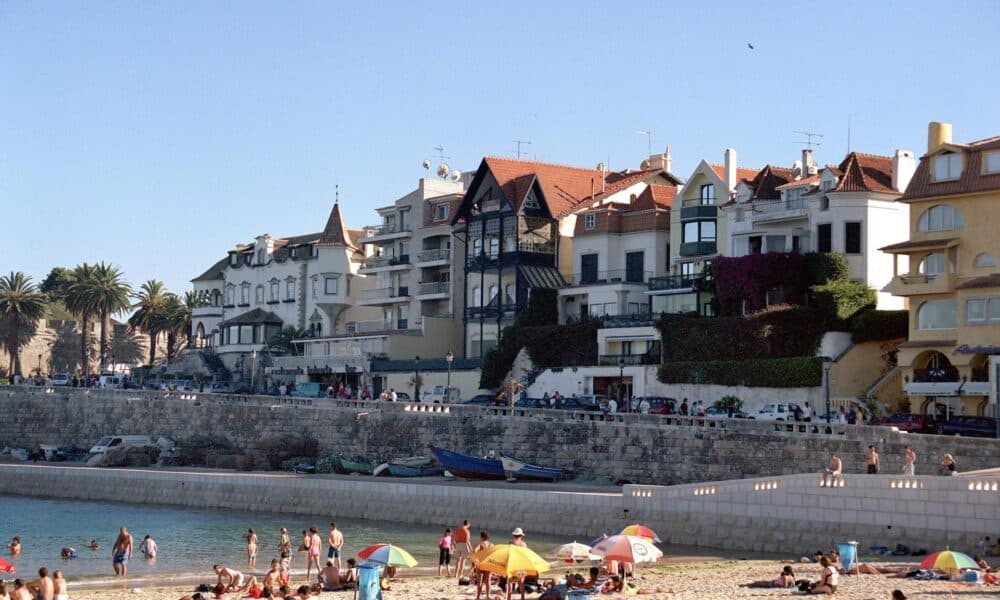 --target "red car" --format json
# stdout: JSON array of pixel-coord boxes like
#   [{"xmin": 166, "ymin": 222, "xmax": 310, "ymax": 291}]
[
  {"xmin": 630, "ymin": 397, "xmax": 675, "ymax": 414},
  {"xmin": 874, "ymin": 413, "xmax": 938, "ymax": 434}
]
